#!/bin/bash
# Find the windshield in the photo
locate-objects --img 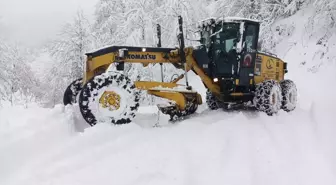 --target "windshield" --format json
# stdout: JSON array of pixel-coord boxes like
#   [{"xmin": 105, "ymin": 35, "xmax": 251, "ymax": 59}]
[
  {"xmin": 200, "ymin": 23, "xmax": 240, "ymax": 51},
  {"xmin": 212, "ymin": 23, "xmax": 240, "ymax": 76},
  {"xmin": 213, "ymin": 23, "xmax": 240, "ymax": 52}
]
